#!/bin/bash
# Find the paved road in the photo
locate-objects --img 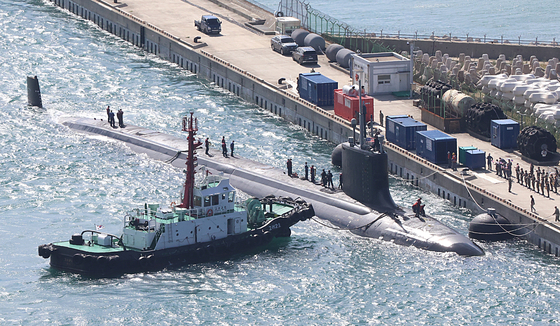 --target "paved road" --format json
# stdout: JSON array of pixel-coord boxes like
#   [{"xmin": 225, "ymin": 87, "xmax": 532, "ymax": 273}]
[{"xmin": 120, "ymin": 0, "xmax": 352, "ymax": 90}]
